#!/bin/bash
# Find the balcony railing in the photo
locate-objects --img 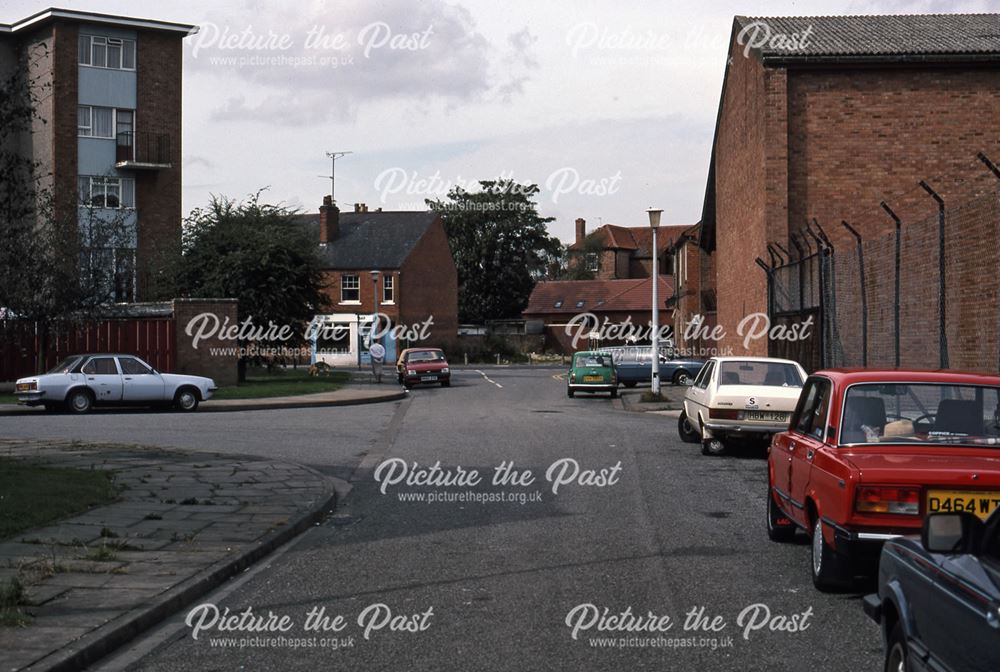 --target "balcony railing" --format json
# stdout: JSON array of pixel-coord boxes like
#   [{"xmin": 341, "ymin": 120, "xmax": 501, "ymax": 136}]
[{"xmin": 116, "ymin": 131, "xmax": 172, "ymax": 169}]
